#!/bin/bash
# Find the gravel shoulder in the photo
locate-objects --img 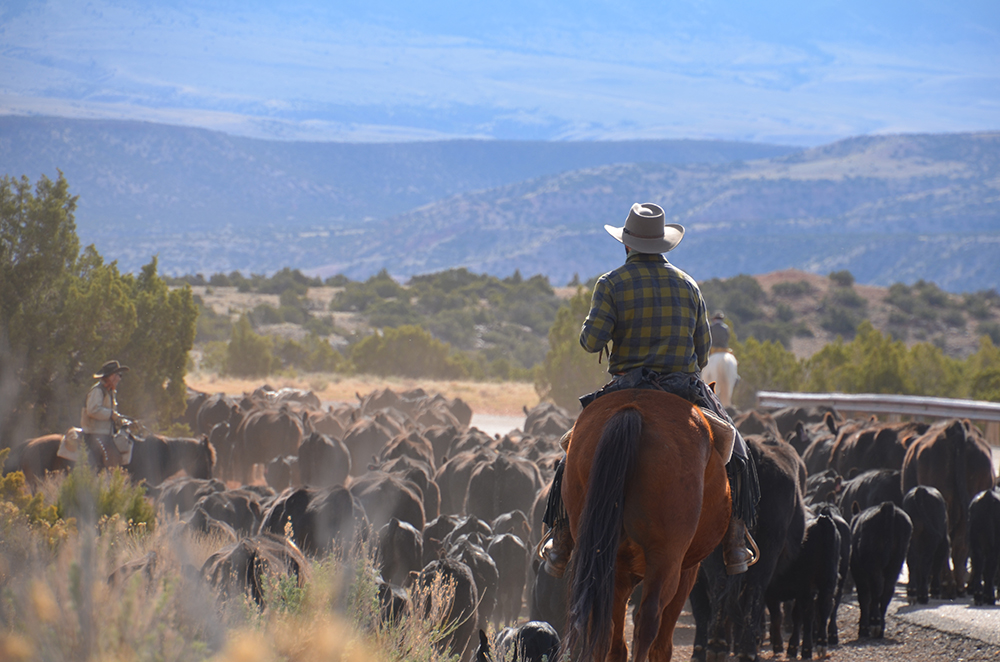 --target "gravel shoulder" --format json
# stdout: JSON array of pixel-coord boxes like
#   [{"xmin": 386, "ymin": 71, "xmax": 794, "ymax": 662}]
[{"xmin": 663, "ymin": 586, "xmax": 1000, "ymax": 662}]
